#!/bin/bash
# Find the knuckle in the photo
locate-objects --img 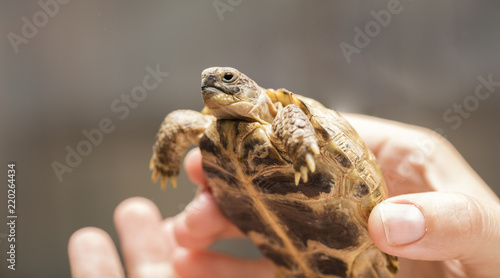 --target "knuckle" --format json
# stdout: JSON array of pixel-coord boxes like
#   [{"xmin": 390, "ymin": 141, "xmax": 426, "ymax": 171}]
[
  {"xmin": 448, "ymin": 193, "xmax": 484, "ymax": 240},
  {"xmin": 377, "ymin": 127, "xmax": 451, "ymax": 188}
]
